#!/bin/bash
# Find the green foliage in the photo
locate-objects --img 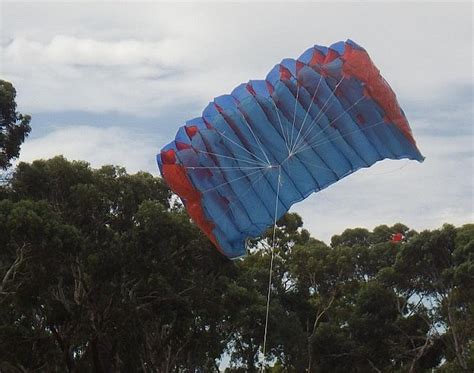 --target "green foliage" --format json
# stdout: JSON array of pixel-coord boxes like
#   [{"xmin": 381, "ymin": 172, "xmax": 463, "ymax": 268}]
[
  {"xmin": 0, "ymin": 80, "xmax": 31, "ymax": 170},
  {"xmin": 0, "ymin": 157, "xmax": 228, "ymax": 372},
  {"xmin": 241, "ymin": 222, "xmax": 473, "ymax": 372},
  {"xmin": 0, "ymin": 157, "xmax": 472, "ymax": 372}
]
